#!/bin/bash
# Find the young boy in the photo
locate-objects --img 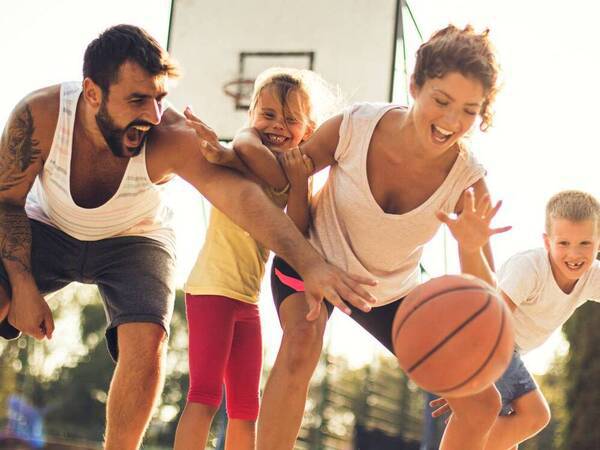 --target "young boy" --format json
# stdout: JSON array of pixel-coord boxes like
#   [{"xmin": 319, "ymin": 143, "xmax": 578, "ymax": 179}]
[{"xmin": 432, "ymin": 190, "xmax": 600, "ymax": 450}]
